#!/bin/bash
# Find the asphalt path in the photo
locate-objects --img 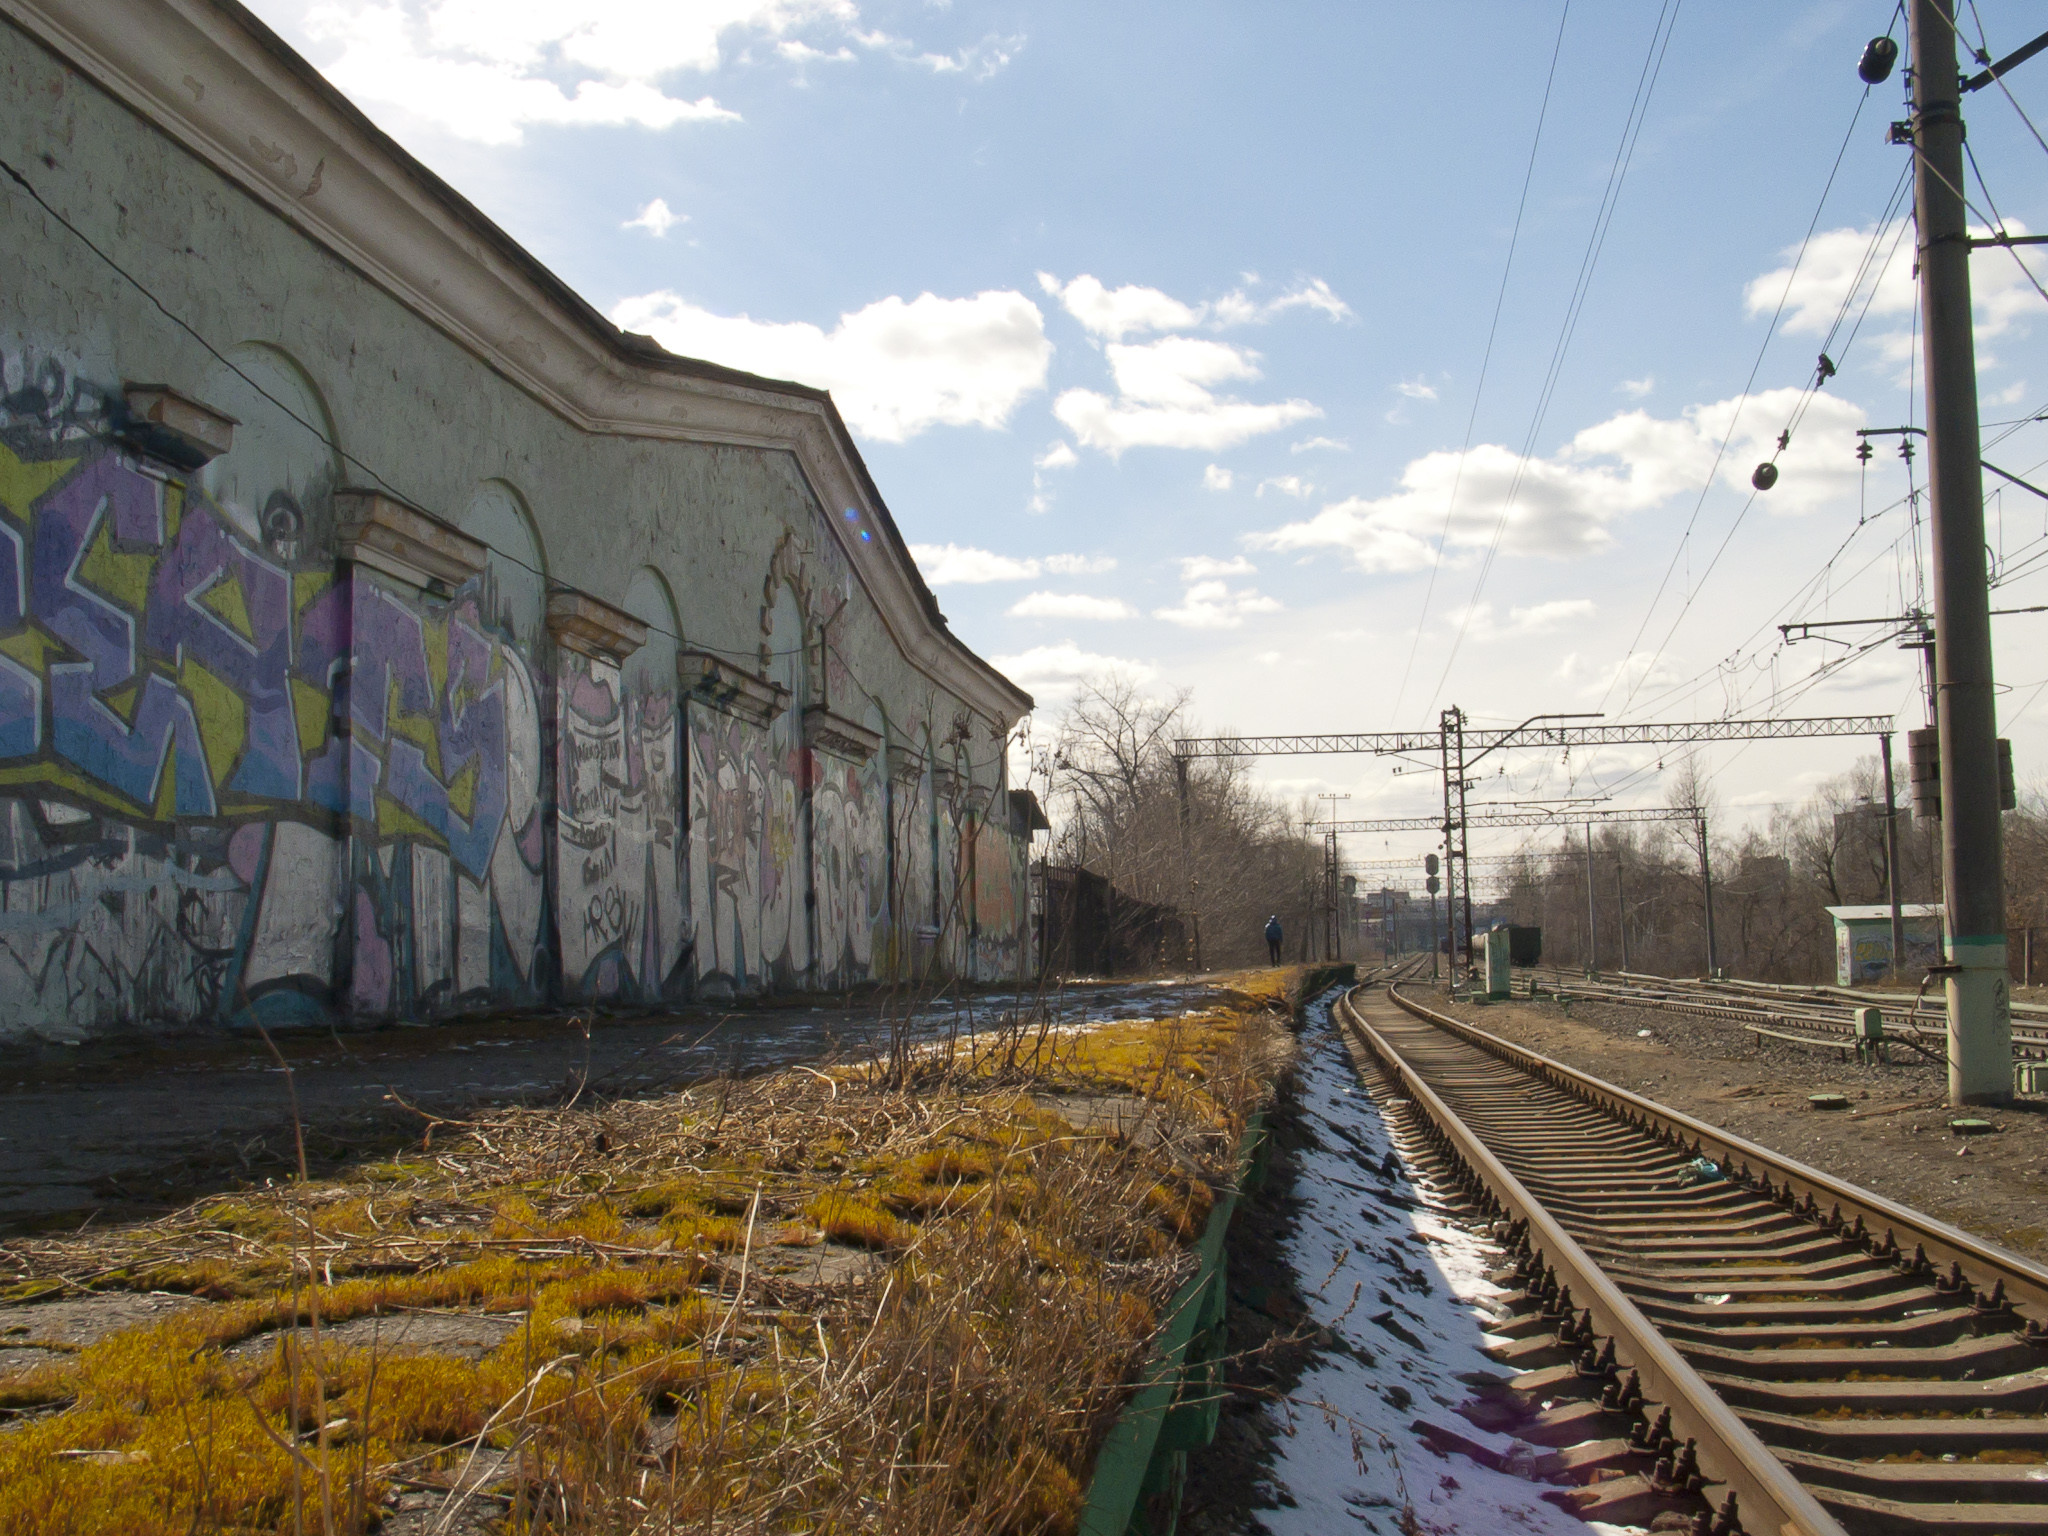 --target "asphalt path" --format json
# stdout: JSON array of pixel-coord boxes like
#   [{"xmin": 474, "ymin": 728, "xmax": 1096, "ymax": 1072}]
[{"xmin": 0, "ymin": 979, "xmax": 1212, "ymax": 1230}]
